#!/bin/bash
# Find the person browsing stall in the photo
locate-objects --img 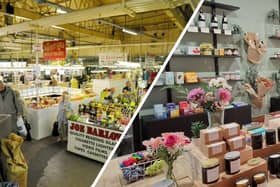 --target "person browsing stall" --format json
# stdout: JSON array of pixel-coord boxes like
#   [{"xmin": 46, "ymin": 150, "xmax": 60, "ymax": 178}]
[
  {"xmin": 57, "ymin": 91, "xmax": 73, "ymax": 142},
  {"xmin": 0, "ymin": 80, "xmax": 23, "ymax": 132}
]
